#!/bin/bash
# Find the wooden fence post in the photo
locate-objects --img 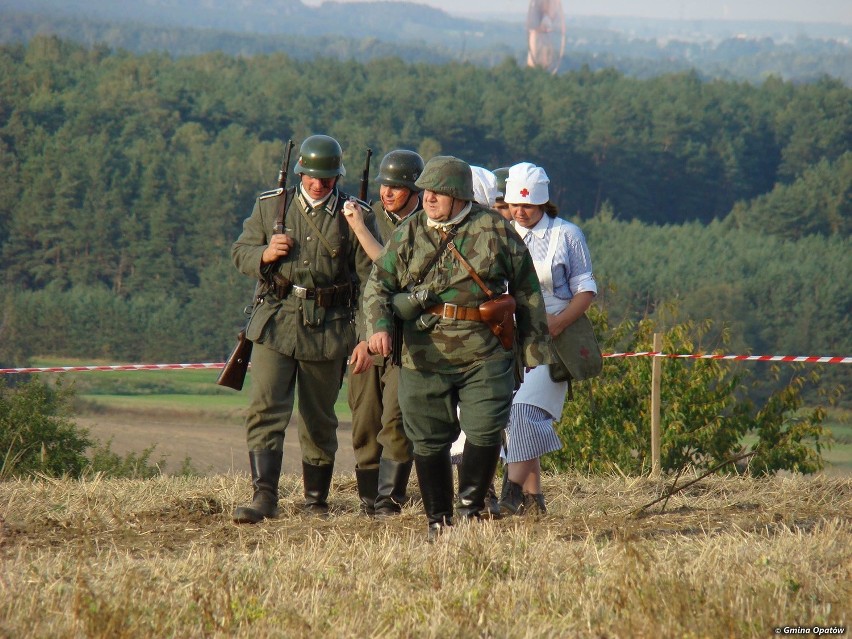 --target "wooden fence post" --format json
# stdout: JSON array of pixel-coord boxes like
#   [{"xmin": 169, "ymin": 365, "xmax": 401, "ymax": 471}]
[{"xmin": 650, "ymin": 332, "xmax": 662, "ymax": 478}]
